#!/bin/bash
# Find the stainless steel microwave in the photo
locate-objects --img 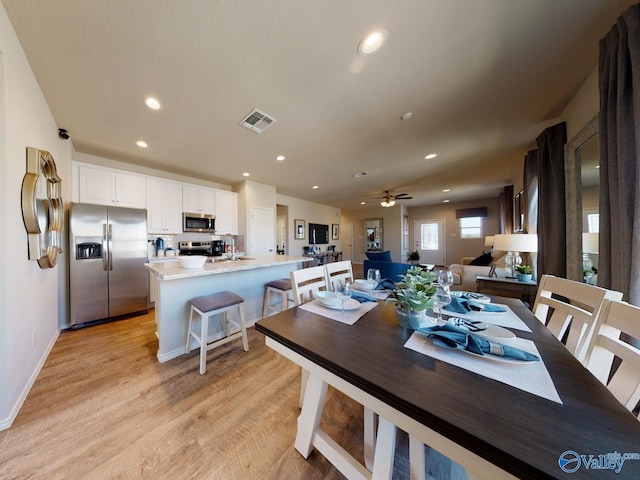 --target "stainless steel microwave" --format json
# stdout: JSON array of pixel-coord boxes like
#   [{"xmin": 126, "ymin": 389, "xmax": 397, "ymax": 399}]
[{"xmin": 183, "ymin": 212, "xmax": 215, "ymax": 233}]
